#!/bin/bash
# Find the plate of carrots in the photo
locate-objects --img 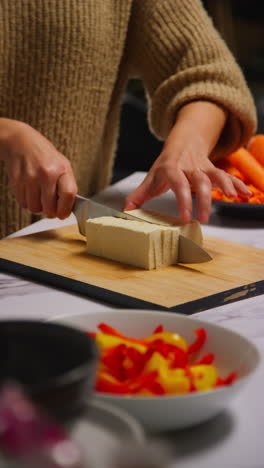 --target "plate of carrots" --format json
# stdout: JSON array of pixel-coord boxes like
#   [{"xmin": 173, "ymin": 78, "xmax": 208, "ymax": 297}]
[{"xmin": 212, "ymin": 134, "xmax": 264, "ymax": 217}]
